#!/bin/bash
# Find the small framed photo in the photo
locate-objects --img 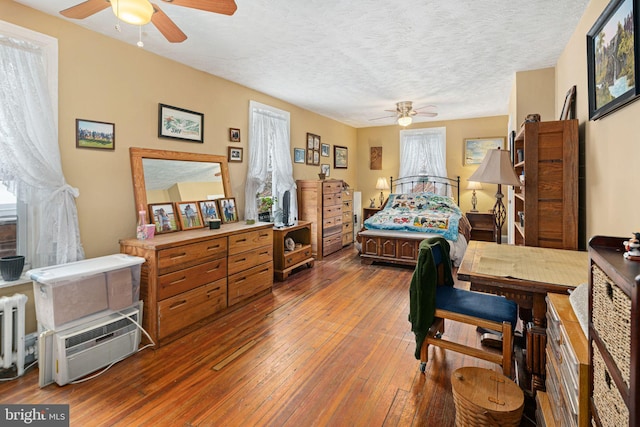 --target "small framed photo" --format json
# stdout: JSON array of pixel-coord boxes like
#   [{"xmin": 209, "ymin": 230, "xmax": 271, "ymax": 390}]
[
  {"xmin": 294, "ymin": 148, "xmax": 305, "ymax": 164},
  {"xmin": 321, "ymin": 164, "xmax": 330, "ymax": 177},
  {"xmin": 149, "ymin": 203, "xmax": 180, "ymax": 234},
  {"xmin": 333, "ymin": 145, "xmax": 348, "ymax": 169},
  {"xmin": 228, "ymin": 146, "xmax": 243, "ymax": 162},
  {"xmin": 176, "ymin": 201, "xmax": 204, "ymax": 230},
  {"xmin": 306, "ymin": 133, "xmax": 320, "ymax": 165},
  {"xmin": 158, "ymin": 103, "xmax": 204, "ymax": 143},
  {"xmin": 321, "ymin": 143, "xmax": 330, "ymax": 157},
  {"xmin": 218, "ymin": 197, "xmax": 239, "ymax": 223},
  {"xmin": 229, "ymin": 128, "xmax": 241, "ymax": 142},
  {"xmin": 199, "ymin": 200, "xmax": 220, "ymax": 223},
  {"xmin": 75, "ymin": 119, "xmax": 115, "ymax": 150}
]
